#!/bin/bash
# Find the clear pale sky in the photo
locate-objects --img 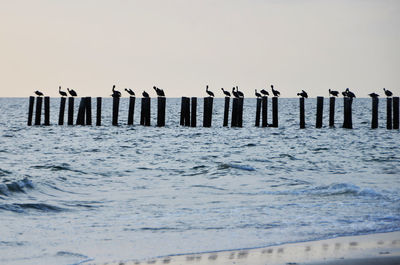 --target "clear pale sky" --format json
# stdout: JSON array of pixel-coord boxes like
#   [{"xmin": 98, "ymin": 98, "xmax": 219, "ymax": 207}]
[{"xmin": 0, "ymin": 0, "xmax": 399, "ymax": 98}]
